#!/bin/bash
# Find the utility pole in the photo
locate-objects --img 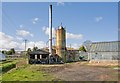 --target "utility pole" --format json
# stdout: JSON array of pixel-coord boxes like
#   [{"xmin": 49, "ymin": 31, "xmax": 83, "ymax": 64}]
[{"xmin": 23, "ymin": 39, "xmax": 28, "ymax": 51}]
